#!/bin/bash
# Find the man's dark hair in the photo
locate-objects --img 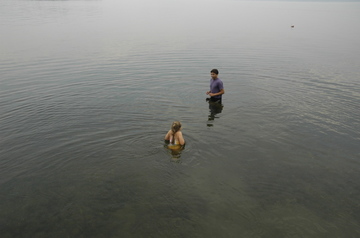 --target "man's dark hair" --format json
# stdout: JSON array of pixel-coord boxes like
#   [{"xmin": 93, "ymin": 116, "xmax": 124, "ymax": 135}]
[{"xmin": 211, "ymin": 69, "xmax": 219, "ymax": 75}]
